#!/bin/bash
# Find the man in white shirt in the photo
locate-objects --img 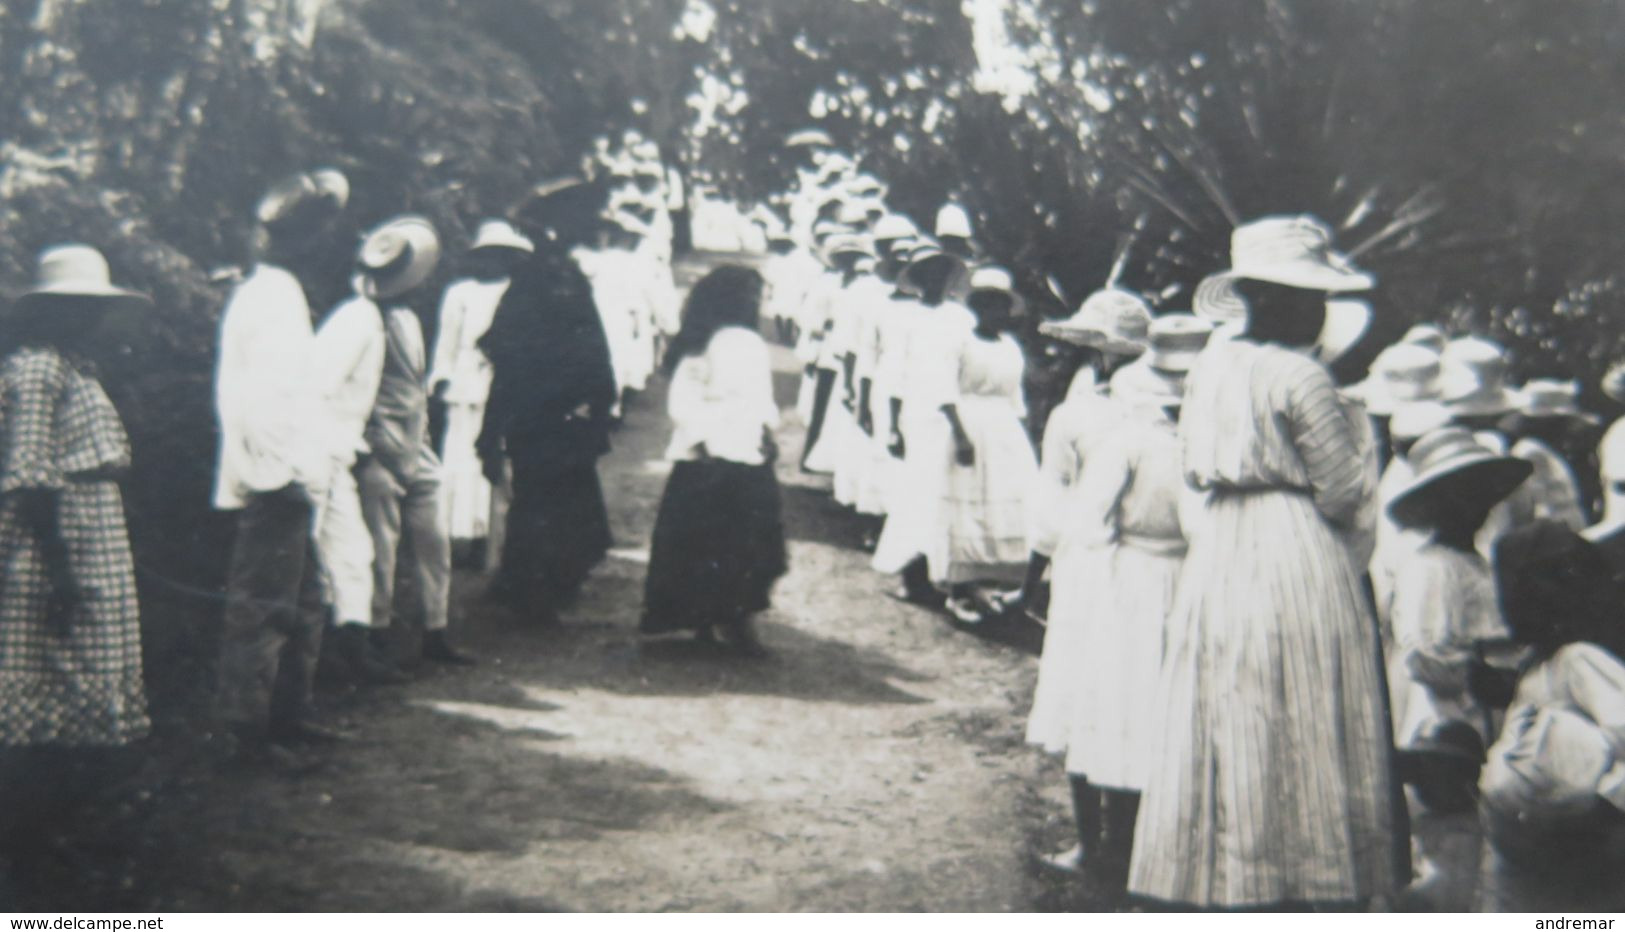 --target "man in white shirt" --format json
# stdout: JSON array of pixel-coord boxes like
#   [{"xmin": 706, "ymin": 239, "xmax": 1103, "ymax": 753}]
[{"xmin": 215, "ymin": 169, "xmax": 357, "ymax": 763}]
